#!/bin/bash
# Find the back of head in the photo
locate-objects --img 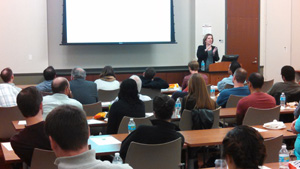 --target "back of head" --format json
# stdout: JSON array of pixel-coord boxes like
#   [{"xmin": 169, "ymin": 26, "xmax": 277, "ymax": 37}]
[
  {"xmin": 119, "ymin": 79, "xmax": 140, "ymax": 104},
  {"xmin": 130, "ymin": 75, "xmax": 142, "ymax": 92},
  {"xmin": 144, "ymin": 67, "xmax": 156, "ymax": 80},
  {"xmin": 234, "ymin": 68, "xmax": 247, "ymax": 83},
  {"xmin": 52, "ymin": 77, "xmax": 69, "ymax": 94},
  {"xmin": 100, "ymin": 65, "xmax": 115, "ymax": 78},
  {"xmin": 188, "ymin": 60, "xmax": 199, "ymax": 71},
  {"xmin": 229, "ymin": 61, "xmax": 241, "ymax": 75},
  {"xmin": 1, "ymin": 67, "xmax": 13, "ymax": 83},
  {"xmin": 17, "ymin": 86, "xmax": 43, "ymax": 117},
  {"xmin": 248, "ymin": 73, "xmax": 264, "ymax": 89},
  {"xmin": 71, "ymin": 67, "xmax": 86, "ymax": 79},
  {"xmin": 222, "ymin": 125, "xmax": 266, "ymax": 169},
  {"xmin": 281, "ymin": 65, "xmax": 295, "ymax": 81},
  {"xmin": 153, "ymin": 95, "xmax": 175, "ymax": 120},
  {"xmin": 43, "ymin": 66, "xmax": 56, "ymax": 81},
  {"xmin": 45, "ymin": 105, "xmax": 88, "ymax": 151}
]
